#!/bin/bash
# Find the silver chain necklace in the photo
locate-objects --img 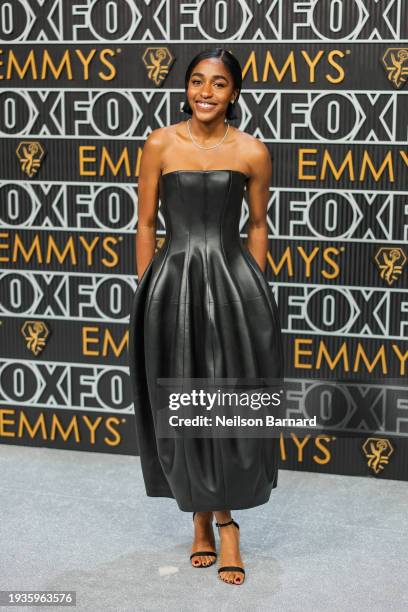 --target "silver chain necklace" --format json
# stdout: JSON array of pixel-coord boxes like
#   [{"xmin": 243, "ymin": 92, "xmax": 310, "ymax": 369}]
[{"xmin": 187, "ymin": 119, "xmax": 230, "ymax": 150}]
